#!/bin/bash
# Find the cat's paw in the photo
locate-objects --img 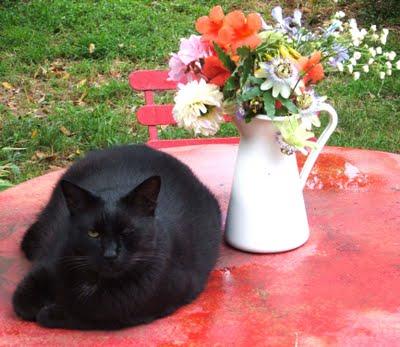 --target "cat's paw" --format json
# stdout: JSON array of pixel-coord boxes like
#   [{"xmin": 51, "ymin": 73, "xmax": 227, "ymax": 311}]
[
  {"xmin": 13, "ymin": 298, "xmax": 39, "ymax": 321},
  {"xmin": 13, "ymin": 282, "xmax": 44, "ymax": 321},
  {"xmin": 36, "ymin": 304, "xmax": 66, "ymax": 329}
]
